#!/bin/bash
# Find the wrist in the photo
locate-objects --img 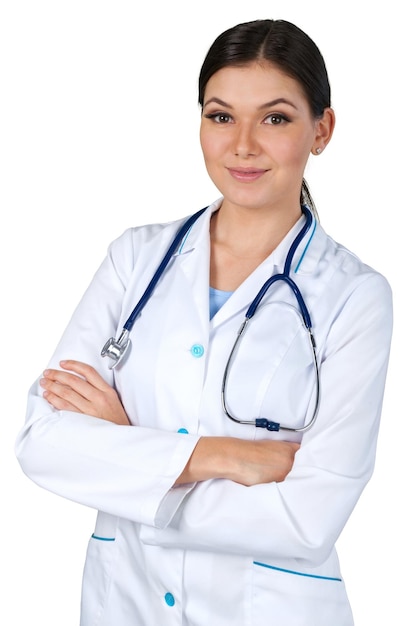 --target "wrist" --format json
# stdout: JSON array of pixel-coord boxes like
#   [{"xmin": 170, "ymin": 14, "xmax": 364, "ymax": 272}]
[{"xmin": 175, "ymin": 436, "xmax": 236, "ymax": 484}]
